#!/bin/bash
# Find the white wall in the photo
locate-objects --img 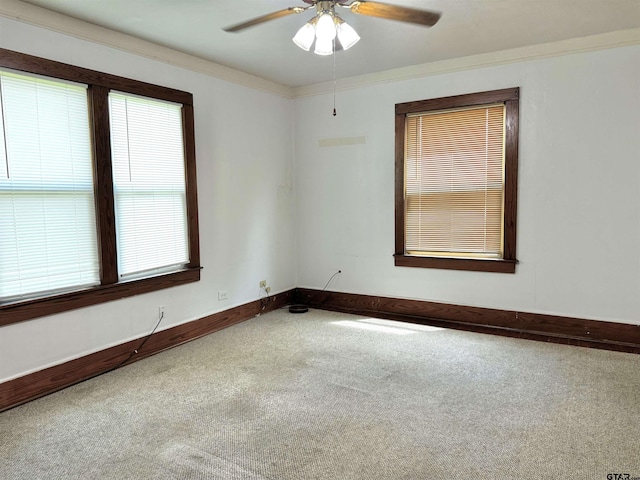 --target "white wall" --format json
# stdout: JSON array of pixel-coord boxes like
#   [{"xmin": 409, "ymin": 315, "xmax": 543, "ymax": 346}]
[
  {"xmin": 0, "ymin": 17, "xmax": 296, "ymax": 382},
  {"xmin": 294, "ymin": 45, "xmax": 640, "ymax": 325},
  {"xmin": 1, "ymin": 16, "xmax": 638, "ymax": 385}
]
